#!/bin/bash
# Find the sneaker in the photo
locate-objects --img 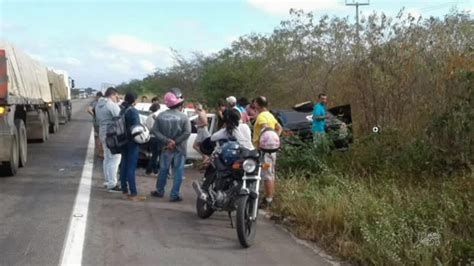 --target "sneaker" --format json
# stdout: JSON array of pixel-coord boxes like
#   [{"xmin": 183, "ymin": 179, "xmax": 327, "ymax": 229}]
[
  {"xmin": 128, "ymin": 195, "xmax": 146, "ymax": 202},
  {"xmin": 107, "ymin": 185, "xmax": 122, "ymax": 193},
  {"xmin": 169, "ymin": 196, "xmax": 183, "ymax": 202},
  {"xmin": 150, "ymin": 191, "xmax": 164, "ymax": 198}
]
